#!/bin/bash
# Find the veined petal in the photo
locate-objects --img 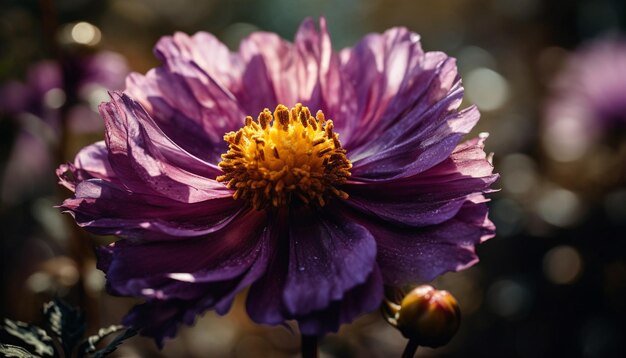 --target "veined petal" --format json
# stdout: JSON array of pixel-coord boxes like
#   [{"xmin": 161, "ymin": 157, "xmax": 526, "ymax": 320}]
[
  {"xmin": 154, "ymin": 31, "xmax": 243, "ymax": 90},
  {"xmin": 103, "ymin": 210, "xmax": 272, "ymax": 346},
  {"xmin": 246, "ymin": 208, "xmax": 378, "ymax": 334},
  {"xmin": 60, "ymin": 179, "xmax": 240, "ymax": 239},
  {"xmin": 165, "ymin": 57, "xmax": 245, "ymax": 132},
  {"xmin": 361, "ymin": 195, "xmax": 495, "ymax": 286},
  {"xmin": 127, "ymin": 58, "xmax": 245, "ymax": 156},
  {"xmin": 101, "ymin": 210, "xmax": 267, "ymax": 295},
  {"xmin": 237, "ymin": 32, "xmax": 291, "ymax": 114},
  {"xmin": 297, "ymin": 266, "xmax": 383, "ymax": 335},
  {"xmin": 74, "ymin": 141, "xmax": 116, "ymax": 179},
  {"xmin": 339, "ymin": 28, "xmax": 460, "ymax": 152},
  {"xmin": 236, "ymin": 18, "xmax": 356, "ymax": 130},
  {"xmin": 126, "ymin": 70, "xmax": 225, "ymax": 162},
  {"xmin": 101, "ymin": 91, "xmax": 225, "ymax": 202},
  {"xmin": 344, "ymin": 135, "xmax": 497, "ymax": 226},
  {"xmin": 349, "ymin": 104, "xmax": 480, "ymax": 181},
  {"xmin": 57, "ymin": 141, "xmax": 117, "ymax": 191},
  {"xmin": 292, "ymin": 17, "xmax": 357, "ymax": 134},
  {"xmin": 283, "ymin": 208, "xmax": 377, "ymax": 316}
]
